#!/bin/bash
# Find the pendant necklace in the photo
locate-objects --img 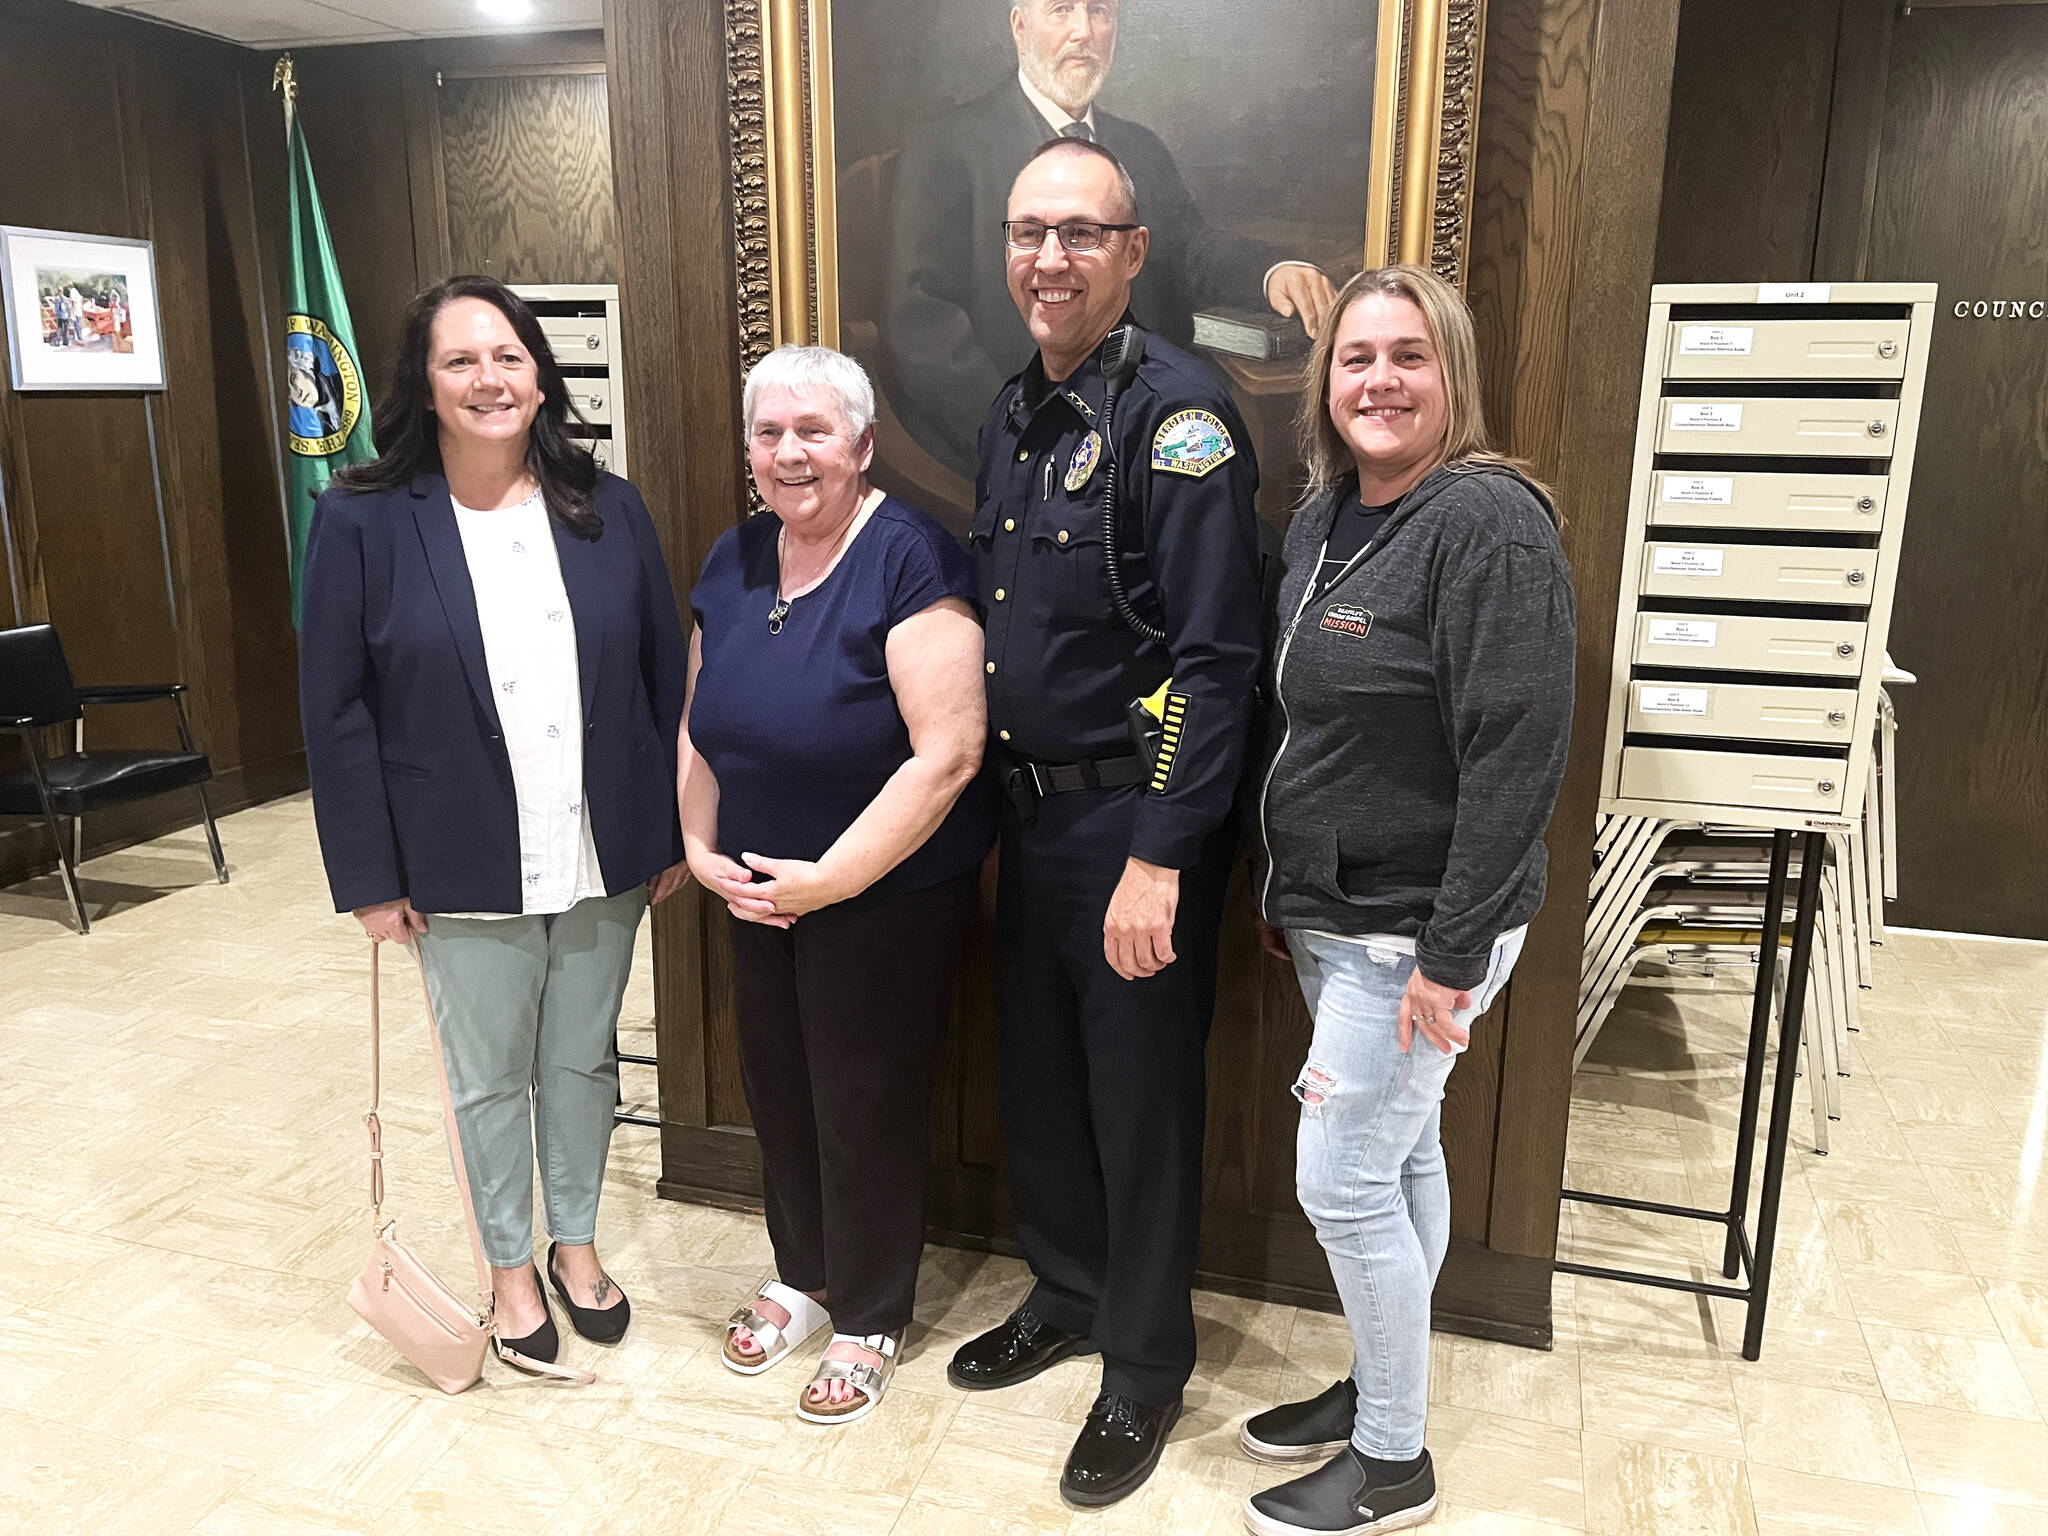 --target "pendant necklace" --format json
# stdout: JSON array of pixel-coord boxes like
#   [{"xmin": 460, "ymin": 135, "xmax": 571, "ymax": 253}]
[{"xmin": 768, "ymin": 508, "xmax": 861, "ymax": 635}]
